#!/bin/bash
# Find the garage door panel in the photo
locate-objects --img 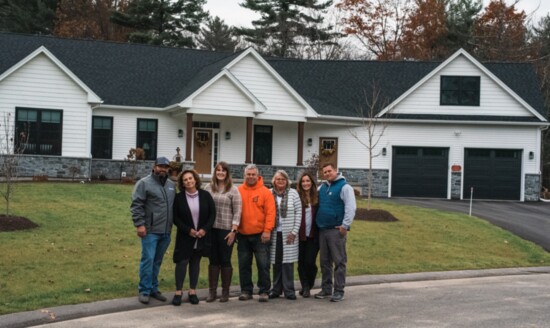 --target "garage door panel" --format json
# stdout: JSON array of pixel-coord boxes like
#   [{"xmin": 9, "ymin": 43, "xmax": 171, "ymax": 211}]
[
  {"xmin": 464, "ymin": 148, "xmax": 521, "ymax": 200},
  {"xmin": 392, "ymin": 147, "xmax": 448, "ymax": 198}
]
